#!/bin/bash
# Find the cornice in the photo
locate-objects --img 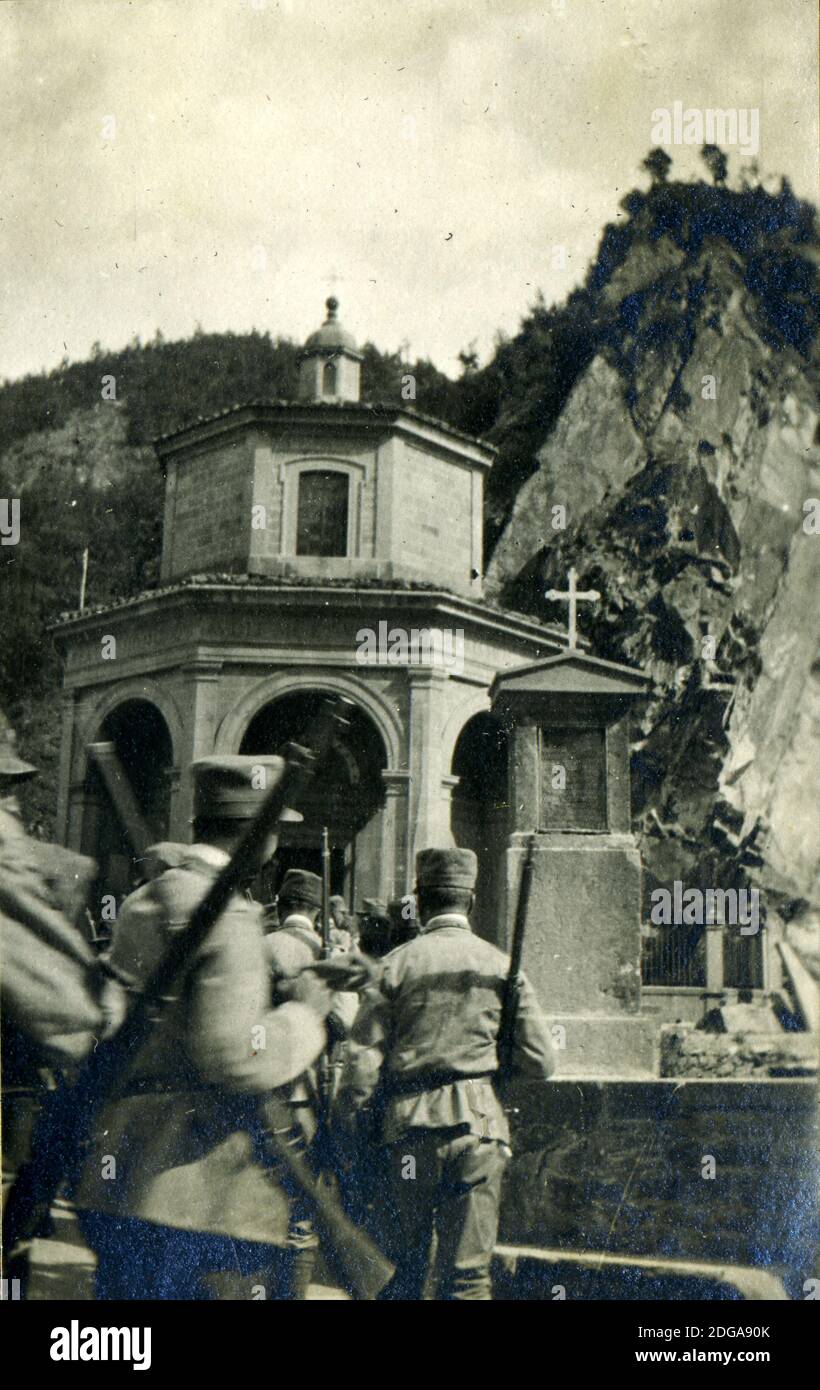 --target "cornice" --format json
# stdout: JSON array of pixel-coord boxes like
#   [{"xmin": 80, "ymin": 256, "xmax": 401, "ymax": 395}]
[
  {"xmin": 154, "ymin": 399, "xmax": 496, "ymax": 468},
  {"xmin": 53, "ymin": 581, "xmax": 576, "ymax": 652}
]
